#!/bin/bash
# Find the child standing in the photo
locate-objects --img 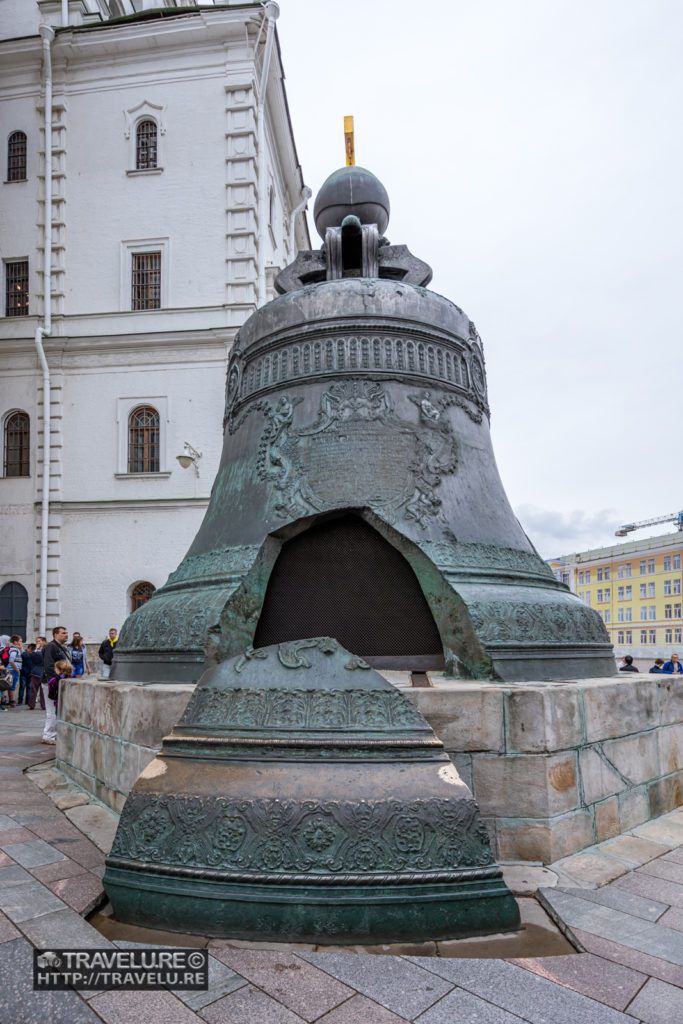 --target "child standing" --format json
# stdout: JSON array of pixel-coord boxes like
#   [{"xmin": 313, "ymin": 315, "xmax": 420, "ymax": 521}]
[{"xmin": 42, "ymin": 658, "xmax": 72, "ymax": 746}]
